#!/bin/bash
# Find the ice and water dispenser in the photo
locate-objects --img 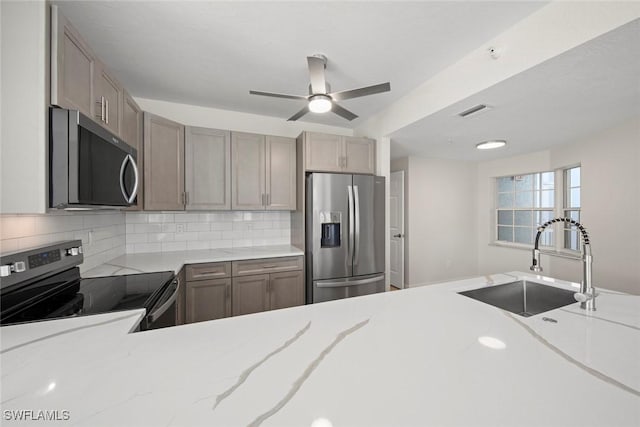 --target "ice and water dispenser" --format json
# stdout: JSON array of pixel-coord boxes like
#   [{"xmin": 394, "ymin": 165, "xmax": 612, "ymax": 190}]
[{"xmin": 319, "ymin": 212, "xmax": 342, "ymax": 248}]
